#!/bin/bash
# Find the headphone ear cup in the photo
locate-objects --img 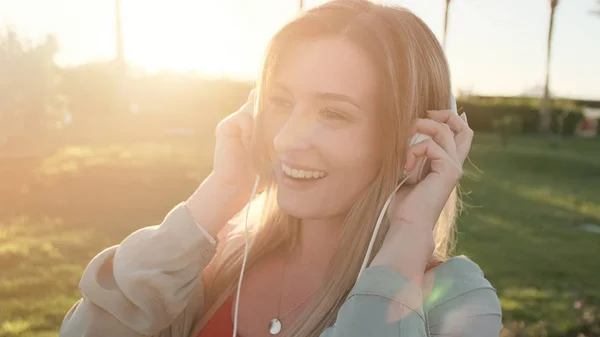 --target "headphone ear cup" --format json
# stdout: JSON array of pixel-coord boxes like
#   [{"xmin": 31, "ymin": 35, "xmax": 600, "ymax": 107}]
[{"xmin": 449, "ymin": 93, "xmax": 458, "ymax": 115}]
